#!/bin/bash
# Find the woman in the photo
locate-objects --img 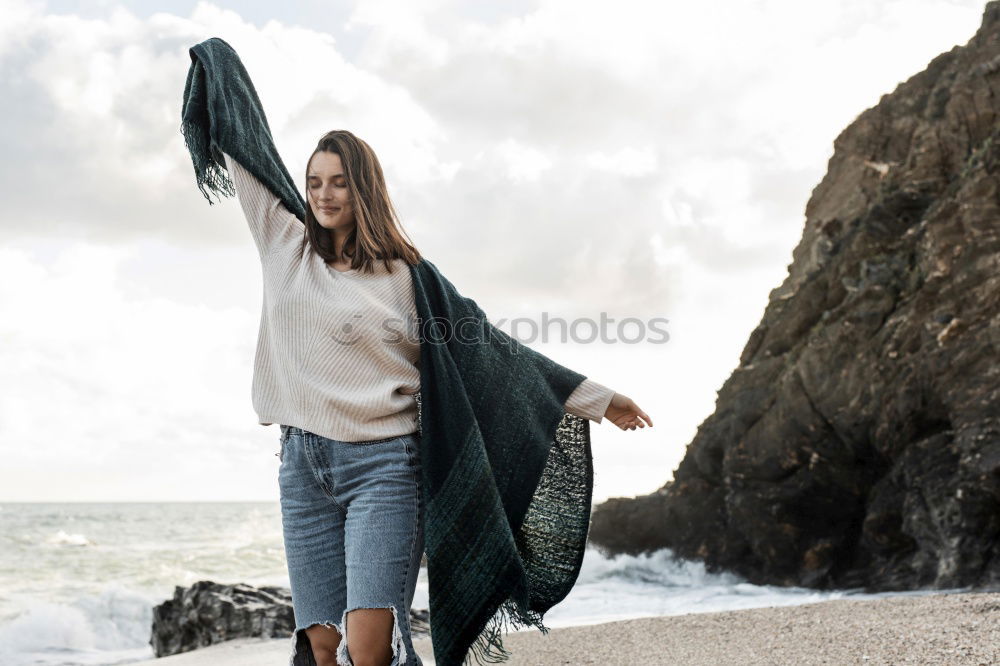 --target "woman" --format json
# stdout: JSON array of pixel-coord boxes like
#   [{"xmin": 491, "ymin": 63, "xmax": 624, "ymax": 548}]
[{"xmin": 221, "ymin": 129, "xmax": 652, "ymax": 666}]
